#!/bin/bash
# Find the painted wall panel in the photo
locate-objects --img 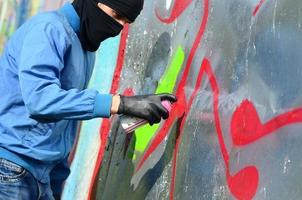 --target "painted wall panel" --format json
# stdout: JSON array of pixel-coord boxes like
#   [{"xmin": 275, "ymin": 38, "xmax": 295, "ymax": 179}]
[
  {"xmin": 92, "ymin": 0, "xmax": 302, "ymax": 199},
  {"xmin": 1, "ymin": 0, "xmax": 302, "ymax": 200}
]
